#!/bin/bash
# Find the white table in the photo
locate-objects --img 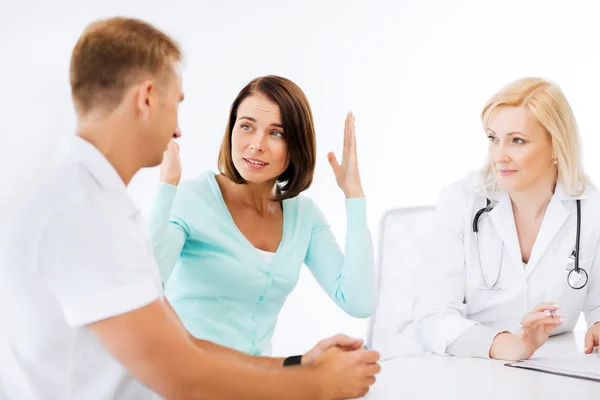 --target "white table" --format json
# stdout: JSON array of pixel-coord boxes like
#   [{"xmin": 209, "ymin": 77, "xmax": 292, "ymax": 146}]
[{"xmin": 363, "ymin": 331, "xmax": 599, "ymax": 400}]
